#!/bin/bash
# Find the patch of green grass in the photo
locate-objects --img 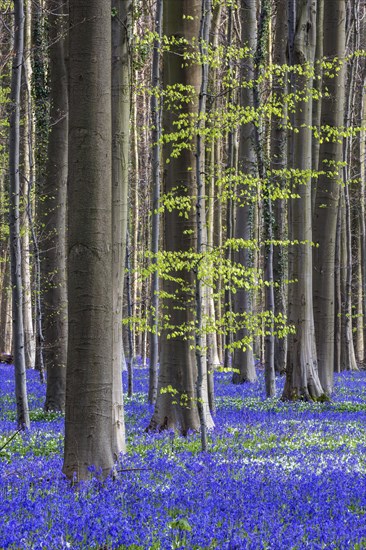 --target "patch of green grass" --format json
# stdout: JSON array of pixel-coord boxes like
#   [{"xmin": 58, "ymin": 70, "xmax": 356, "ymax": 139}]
[
  {"xmin": 5, "ymin": 408, "xmax": 63, "ymax": 422},
  {"xmin": 0, "ymin": 431, "xmax": 63, "ymax": 462}
]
